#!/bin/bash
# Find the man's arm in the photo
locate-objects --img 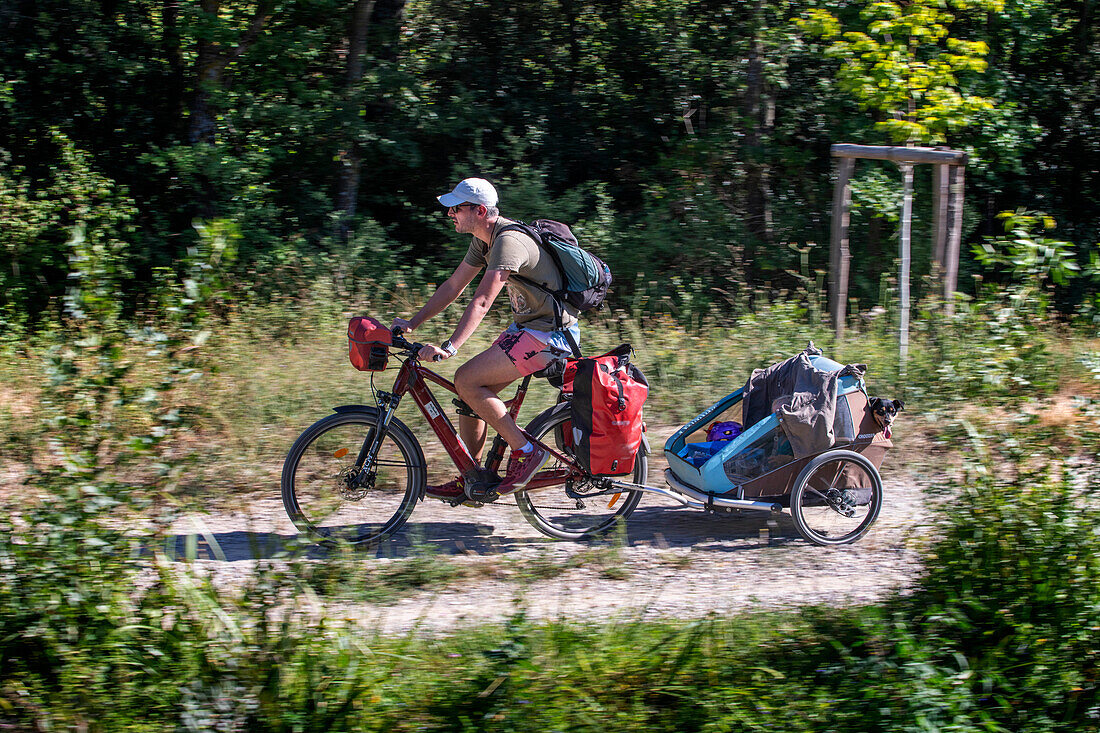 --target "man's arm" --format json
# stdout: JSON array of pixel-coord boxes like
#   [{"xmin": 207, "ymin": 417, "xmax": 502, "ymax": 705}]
[
  {"xmin": 395, "ymin": 261, "xmax": 481, "ymax": 332},
  {"xmin": 415, "ymin": 268, "xmax": 510, "ymax": 362},
  {"xmin": 448, "ymin": 269, "xmax": 510, "ymax": 350}
]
